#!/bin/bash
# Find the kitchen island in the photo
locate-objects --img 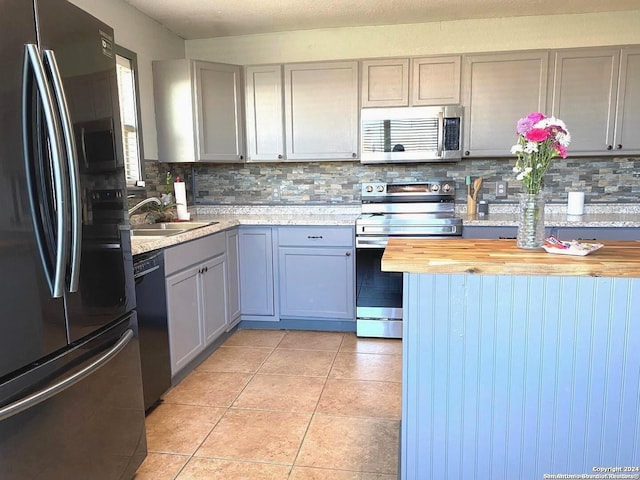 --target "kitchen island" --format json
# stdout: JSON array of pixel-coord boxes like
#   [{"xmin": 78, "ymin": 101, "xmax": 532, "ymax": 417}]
[{"xmin": 382, "ymin": 239, "xmax": 640, "ymax": 480}]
